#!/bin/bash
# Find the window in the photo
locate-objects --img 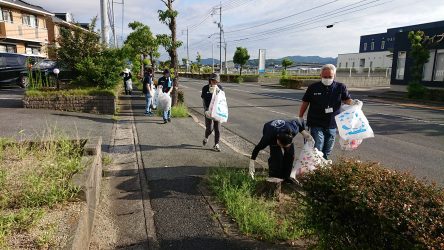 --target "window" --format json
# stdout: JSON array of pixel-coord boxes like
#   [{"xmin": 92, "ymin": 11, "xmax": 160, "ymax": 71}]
[
  {"xmin": 422, "ymin": 50, "xmax": 435, "ymax": 81},
  {"xmin": 339, "ymin": 63, "xmax": 342, "ymax": 68},
  {"xmin": 396, "ymin": 51, "xmax": 406, "ymax": 80},
  {"xmin": 22, "ymin": 14, "xmax": 38, "ymax": 27},
  {"xmin": 434, "ymin": 50, "xmax": 444, "ymax": 82},
  {"xmin": 0, "ymin": 8, "xmax": 13, "ymax": 22},
  {"xmin": 381, "ymin": 41, "xmax": 385, "ymax": 50},
  {"xmin": 345, "ymin": 62, "xmax": 348, "ymax": 68},
  {"xmin": 371, "ymin": 42, "xmax": 375, "ymax": 50},
  {"xmin": 363, "ymin": 43, "xmax": 367, "ymax": 51},
  {"xmin": 352, "ymin": 62, "xmax": 355, "ymax": 68}
]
